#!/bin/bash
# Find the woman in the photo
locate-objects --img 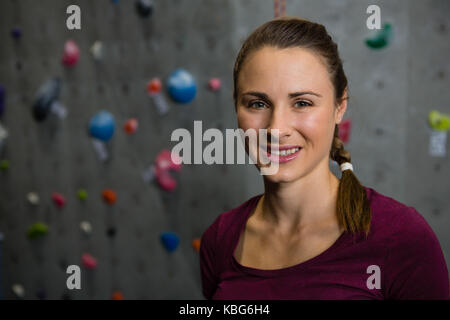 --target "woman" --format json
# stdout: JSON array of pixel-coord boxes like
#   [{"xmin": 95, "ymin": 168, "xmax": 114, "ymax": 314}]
[{"xmin": 200, "ymin": 17, "xmax": 449, "ymax": 299}]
